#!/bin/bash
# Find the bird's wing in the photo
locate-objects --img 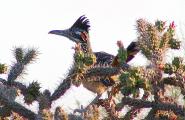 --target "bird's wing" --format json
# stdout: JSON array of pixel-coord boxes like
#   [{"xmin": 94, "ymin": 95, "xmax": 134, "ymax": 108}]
[{"xmin": 94, "ymin": 52, "xmax": 115, "ymax": 65}]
